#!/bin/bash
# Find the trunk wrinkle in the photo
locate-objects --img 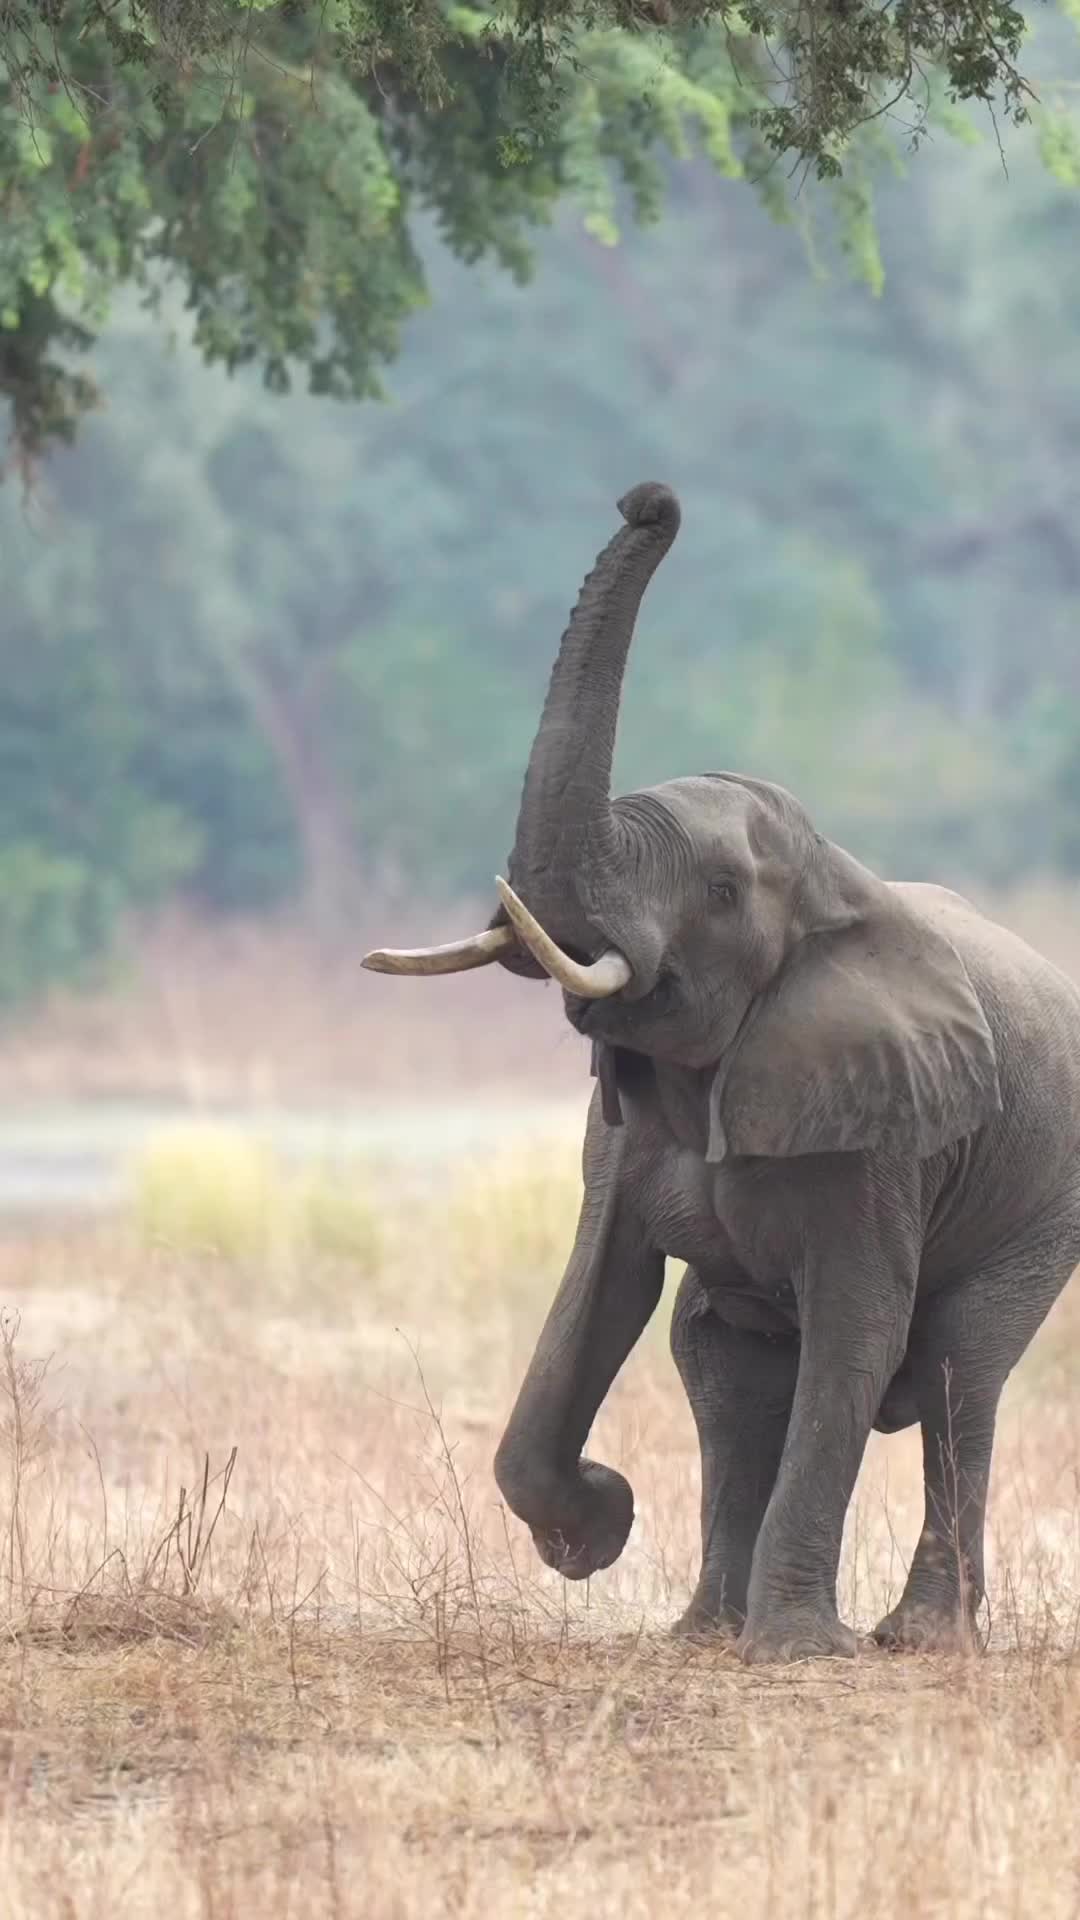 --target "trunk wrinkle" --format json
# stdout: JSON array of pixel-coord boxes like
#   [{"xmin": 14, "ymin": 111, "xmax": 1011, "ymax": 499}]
[{"xmin": 506, "ymin": 483, "xmax": 681, "ymax": 953}]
